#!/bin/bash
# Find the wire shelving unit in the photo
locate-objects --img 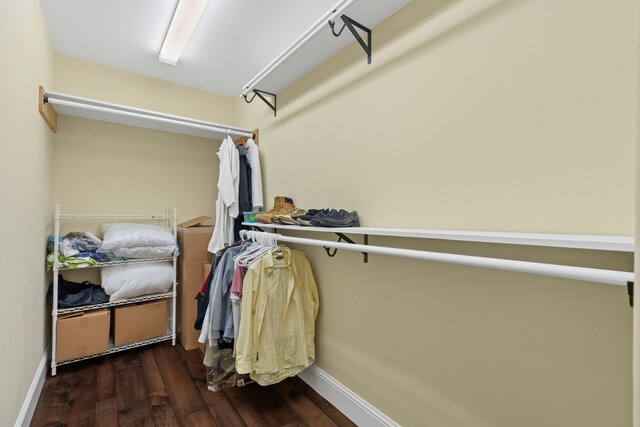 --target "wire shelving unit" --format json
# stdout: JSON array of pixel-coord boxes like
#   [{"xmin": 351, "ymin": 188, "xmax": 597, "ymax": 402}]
[{"xmin": 50, "ymin": 204, "xmax": 178, "ymax": 376}]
